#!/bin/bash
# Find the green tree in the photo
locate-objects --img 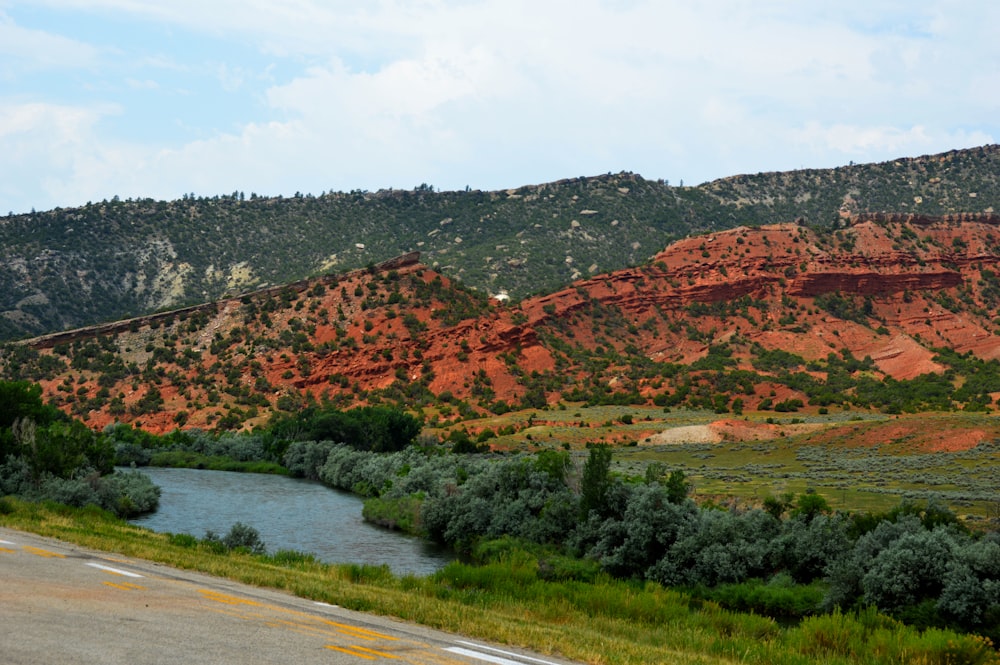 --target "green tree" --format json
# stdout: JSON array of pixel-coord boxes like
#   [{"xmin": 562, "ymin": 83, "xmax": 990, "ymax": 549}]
[
  {"xmin": 580, "ymin": 444, "xmax": 613, "ymax": 519},
  {"xmin": 791, "ymin": 489, "xmax": 830, "ymax": 523}
]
